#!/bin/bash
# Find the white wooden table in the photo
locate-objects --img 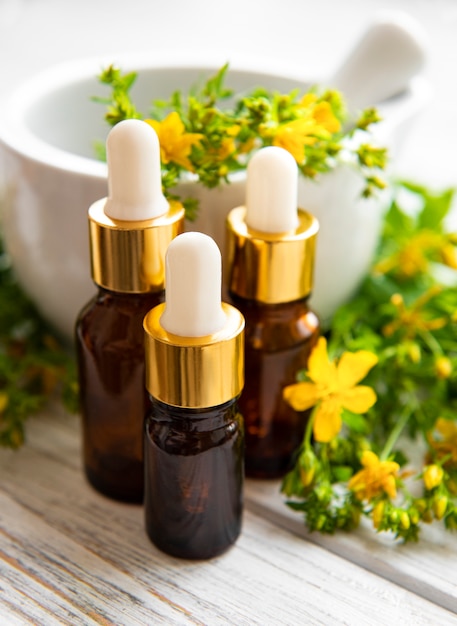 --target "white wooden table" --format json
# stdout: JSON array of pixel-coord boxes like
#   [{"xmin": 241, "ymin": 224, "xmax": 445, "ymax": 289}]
[
  {"xmin": 0, "ymin": 404, "xmax": 456, "ymax": 625},
  {"xmin": 1, "ymin": 0, "xmax": 457, "ymax": 623}
]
